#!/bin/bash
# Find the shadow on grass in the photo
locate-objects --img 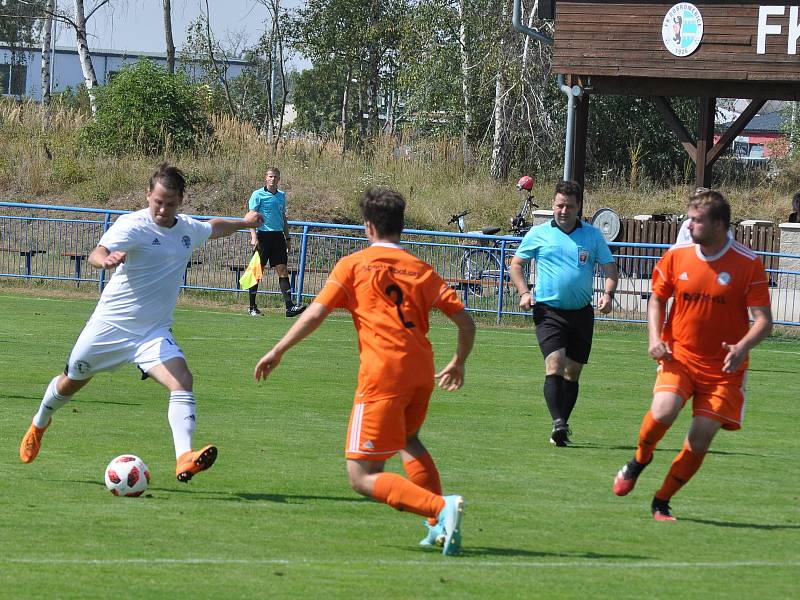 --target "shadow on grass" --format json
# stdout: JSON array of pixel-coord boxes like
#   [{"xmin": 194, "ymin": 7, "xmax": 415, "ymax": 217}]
[
  {"xmin": 455, "ymin": 547, "xmax": 650, "ymax": 560},
  {"xmin": 3, "ymin": 394, "xmax": 43, "ymax": 401},
  {"xmin": 66, "ymin": 480, "xmax": 367, "ymax": 504},
  {"xmin": 681, "ymin": 517, "xmax": 800, "ymax": 531},
  {"xmin": 77, "ymin": 399, "xmax": 143, "ymax": 406},
  {"xmin": 574, "ymin": 444, "xmax": 767, "ymax": 458},
  {"xmin": 232, "ymin": 492, "xmax": 369, "ymax": 504}
]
